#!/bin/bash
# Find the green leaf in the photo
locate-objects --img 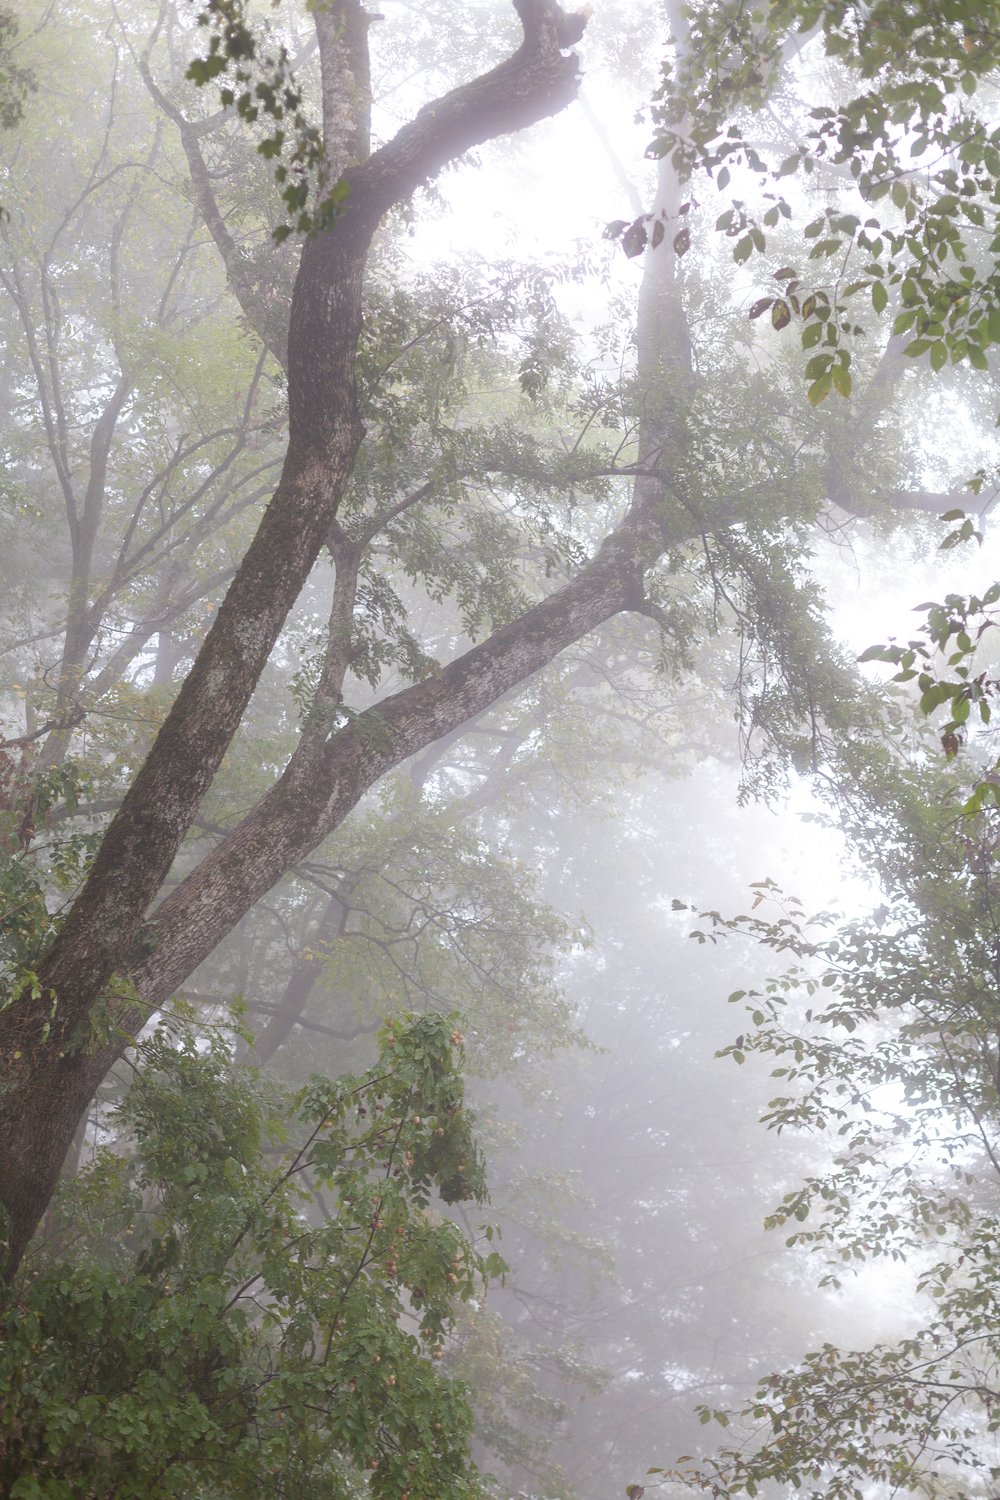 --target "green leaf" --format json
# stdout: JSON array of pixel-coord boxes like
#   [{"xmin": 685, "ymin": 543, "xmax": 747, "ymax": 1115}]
[
  {"xmin": 831, "ymin": 364, "xmax": 852, "ymax": 397},
  {"xmin": 807, "ymin": 373, "xmax": 833, "ymax": 405}
]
